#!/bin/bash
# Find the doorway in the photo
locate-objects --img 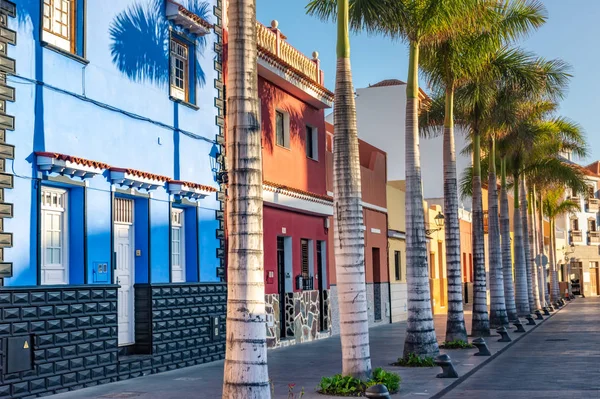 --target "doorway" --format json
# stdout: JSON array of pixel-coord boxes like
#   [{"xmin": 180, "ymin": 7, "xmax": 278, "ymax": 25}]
[
  {"xmin": 316, "ymin": 241, "xmax": 327, "ymax": 331},
  {"xmin": 276, "ymin": 236, "xmax": 286, "ymax": 338},
  {"xmin": 438, "ymin": 241, "xmax": 445, "ymax": 307},
  {"xmin": 590, "ymin": 262, "xmax": 599, "ymax": 296},
  {"xmin": 114, "ymin": 198, "xmax": 135, "ymax": 346},
  {"xmin": 372, "ymin": 247, "xmax": 382, "ymax": 321}
]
